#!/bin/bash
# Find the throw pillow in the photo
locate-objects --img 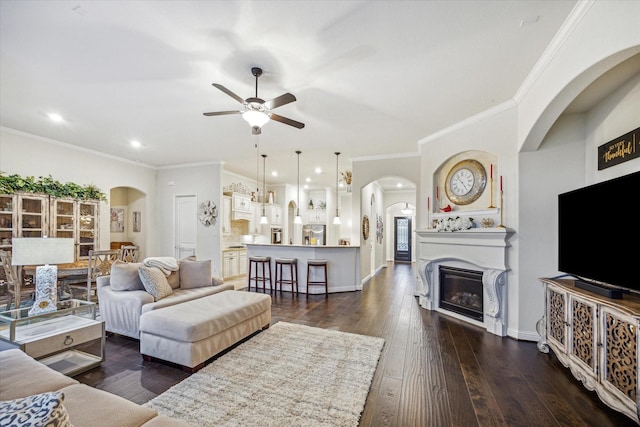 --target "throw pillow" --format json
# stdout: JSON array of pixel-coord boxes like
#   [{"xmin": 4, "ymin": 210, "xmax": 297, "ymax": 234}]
[
  {"xmin": 138, "ymin": 266, "xmax": 173, "ymax": 301},
  {"xmin": 179, "ymin": 259, "xmax": 212, "ymax": 289},
  {"xmin": 0, "ymin": 391, "xmax": 72, "ymax": 427},
  {"xmin": 167, "ymin": 270, "xmax": 180, "ymax": 289},
  {"xmin": 110, "ymin": 260, "xmax": 145, "ymax": 291}
]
